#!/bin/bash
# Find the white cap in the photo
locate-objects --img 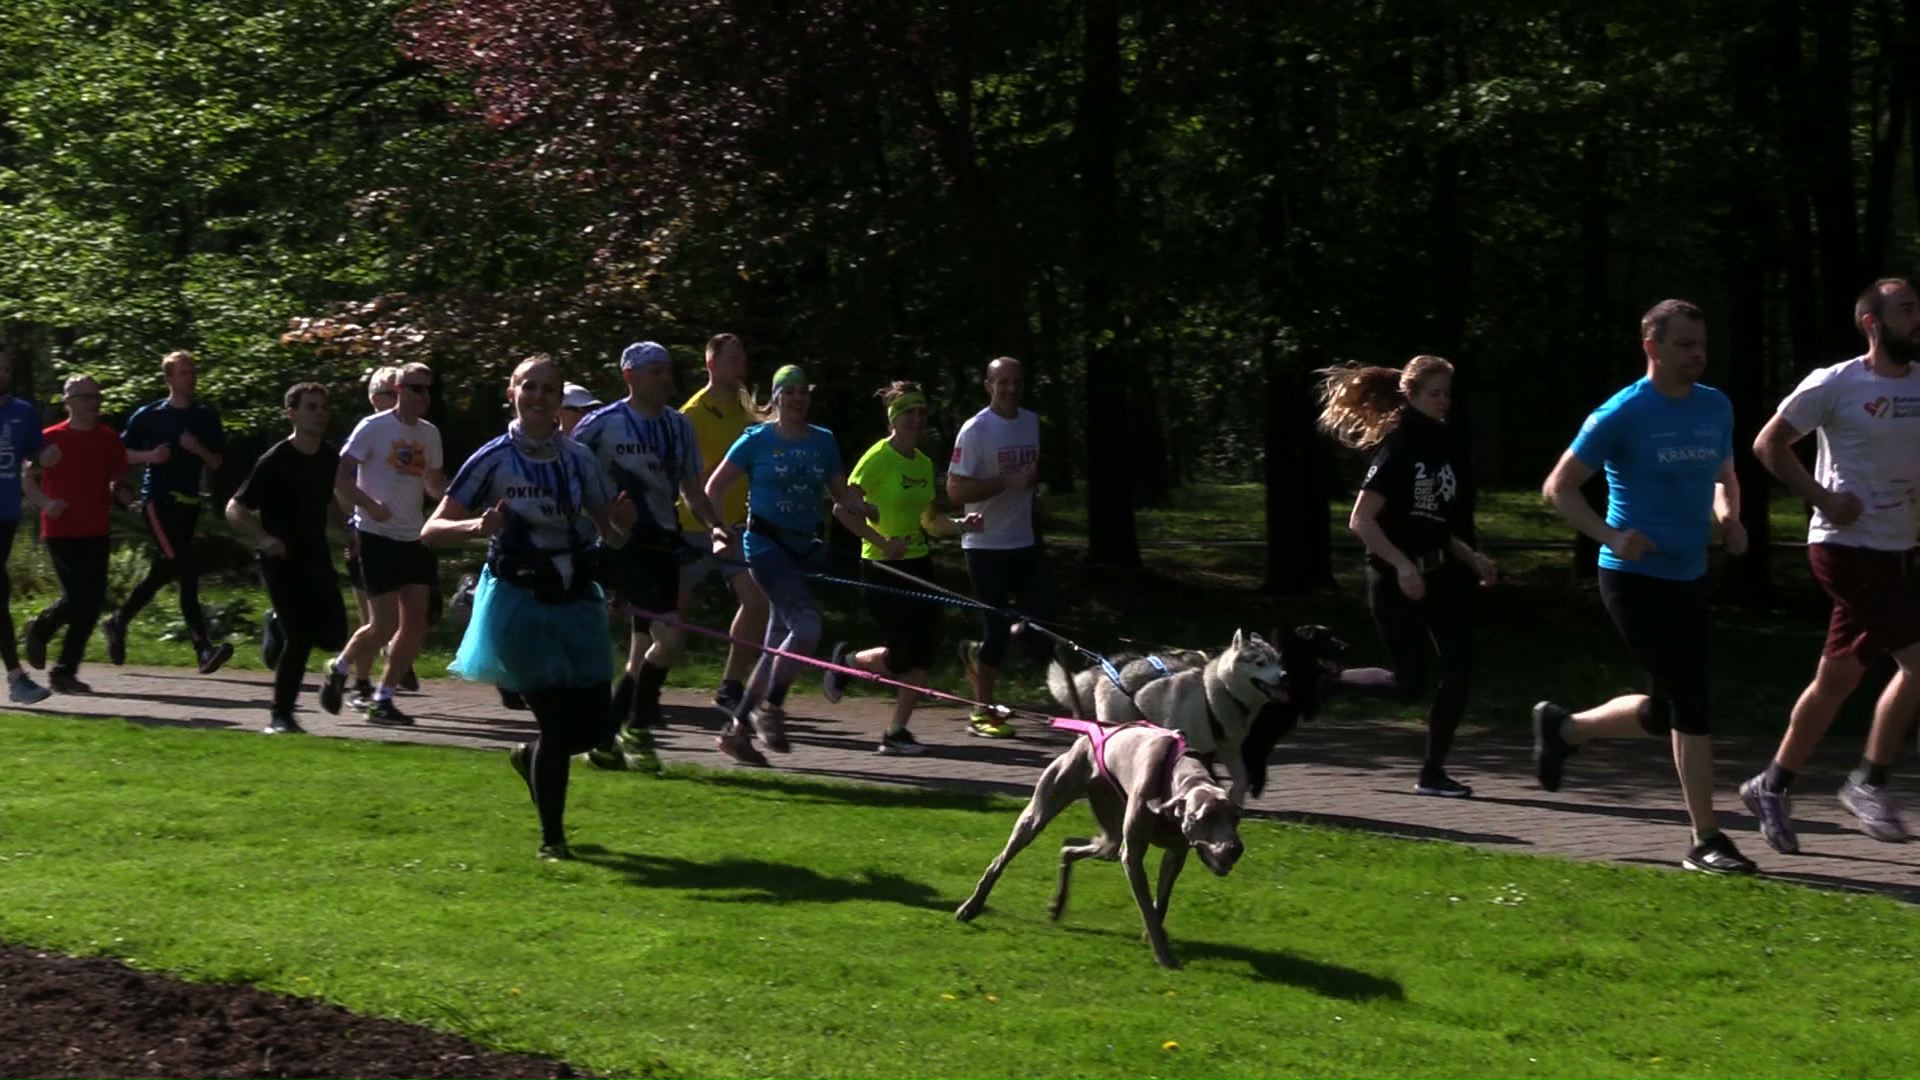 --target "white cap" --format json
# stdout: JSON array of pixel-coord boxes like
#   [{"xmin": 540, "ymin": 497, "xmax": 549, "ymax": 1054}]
[{"xmin": 561, "ymin": 383, "xmax": 600, "ymax": 410}]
